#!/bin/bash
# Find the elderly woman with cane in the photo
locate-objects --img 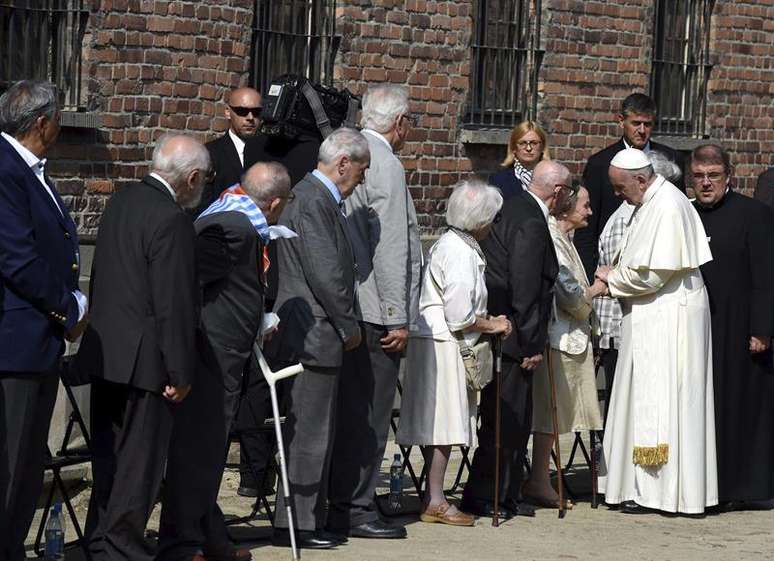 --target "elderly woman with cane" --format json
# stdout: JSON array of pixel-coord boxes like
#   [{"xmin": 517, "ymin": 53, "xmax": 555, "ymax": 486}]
[
  {"xmin": 522, "ymin": 182, "xmax": 607, "ymax": 508},
  {"xmin": 397, "ymin": 179, "xmax": 509, "ymax": 526}
]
